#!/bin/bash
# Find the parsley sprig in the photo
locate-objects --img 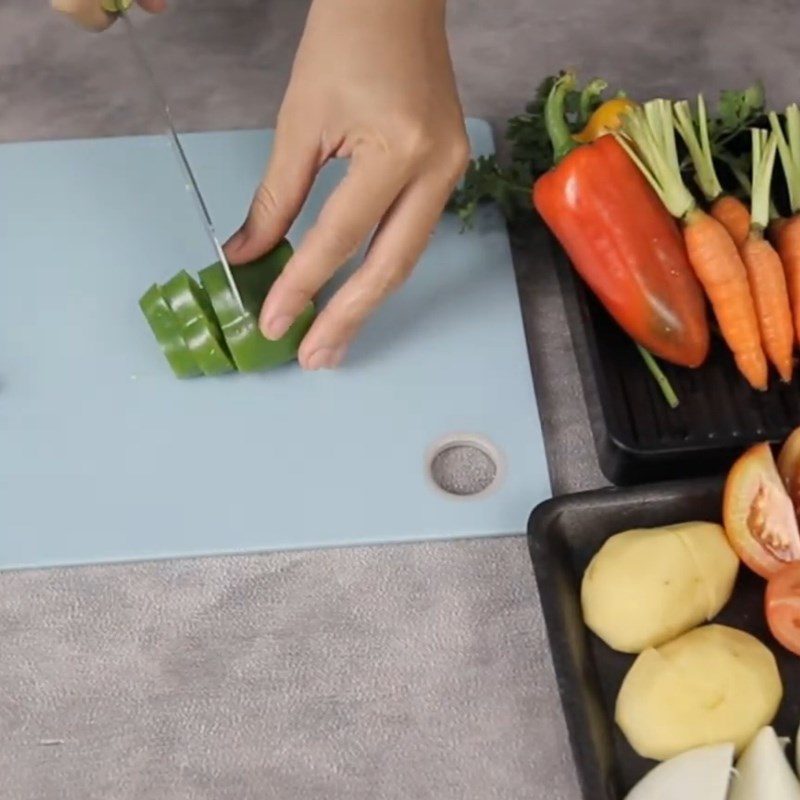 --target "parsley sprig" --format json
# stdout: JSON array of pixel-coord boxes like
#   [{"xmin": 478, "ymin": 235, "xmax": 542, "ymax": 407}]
[{"xmin": 447, "ymin": 76, "xmax": 767, "ymax": 228}]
